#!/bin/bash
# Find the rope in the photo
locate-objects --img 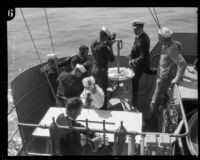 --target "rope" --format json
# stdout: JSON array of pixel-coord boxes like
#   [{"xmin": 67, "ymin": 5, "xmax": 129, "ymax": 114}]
[
  {"xmin": 148, "ymin": 8, "xmax": 161, "ymax": 29},
  {"xmin": 44, "ymin": 8, "xmax": 55, "ymax": 54},
  {"xmin": 43, "ymin": 8, "xmax": 66, "ymax": 104},
  {"xmin": 113, "ymin": 122, "xmax": 127, "ymax": 155},
  {"xmin": 20, "ymin": 8, "xmax": 64, "ymax": 113},
  {"xmin": 153, "ymin": 8, "xmax": 161, "ymax": 29}
]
